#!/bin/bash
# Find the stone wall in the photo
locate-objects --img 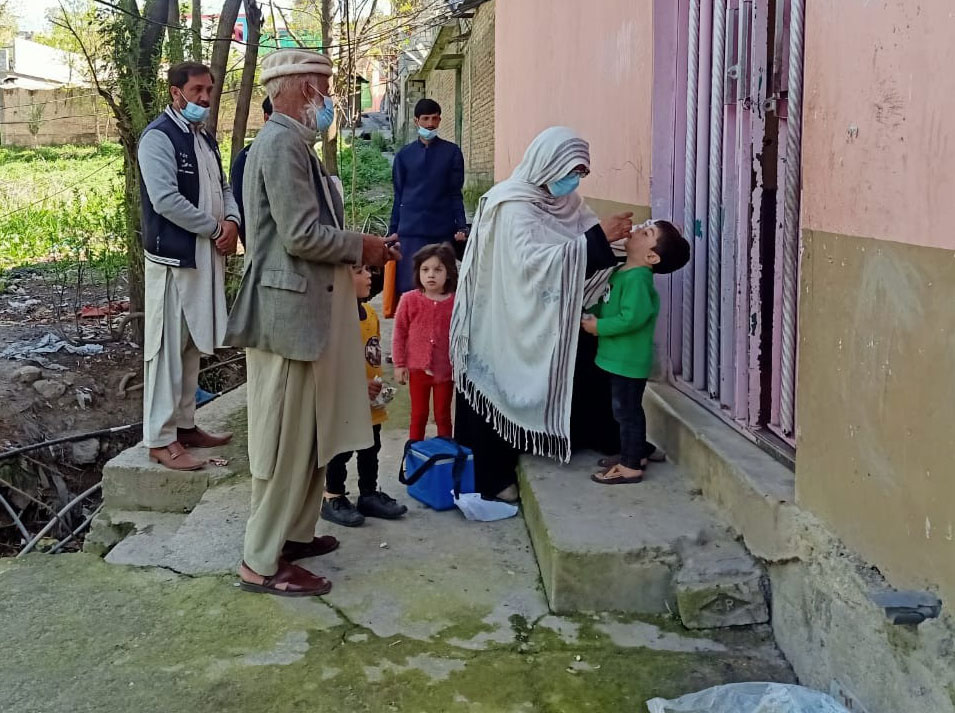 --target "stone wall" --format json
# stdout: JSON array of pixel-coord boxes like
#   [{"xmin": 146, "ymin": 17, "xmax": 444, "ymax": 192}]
[
  {"xmin": 1, "ymin": 88, "xmax": 117, "ymax": 146},
  {"xmin": 425, "ymin": 69, "xmax": 458, "ymax": 146},
  {"xmin": 0, "ymin": 87, "xmax": 267, "ymax": 148},
  {"xmin": 462, "ymin": 1, "xmax": 495, "ymax": 187},
  {"xmin": 408, "ymin": 1, "xmax": 495, "ymax": 192}
]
